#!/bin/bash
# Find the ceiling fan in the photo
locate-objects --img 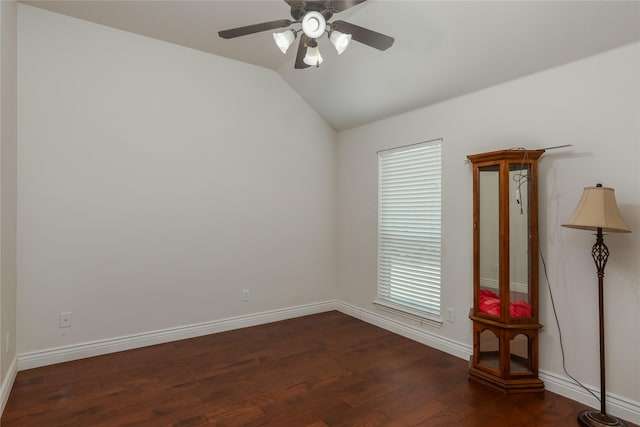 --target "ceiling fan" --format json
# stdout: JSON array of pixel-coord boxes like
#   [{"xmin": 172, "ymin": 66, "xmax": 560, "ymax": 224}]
[{"xmin": 218, "ymin": 0, "xmax": 394, "ymax": 69}]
